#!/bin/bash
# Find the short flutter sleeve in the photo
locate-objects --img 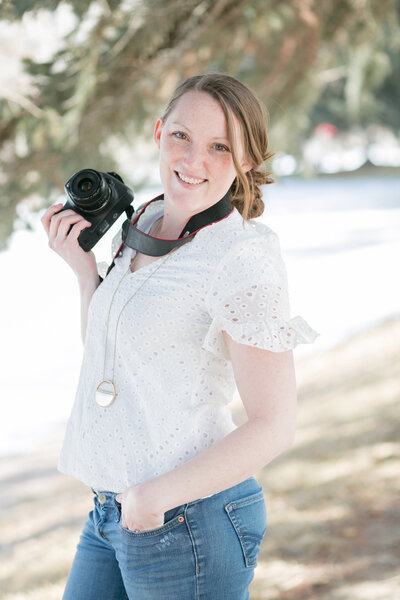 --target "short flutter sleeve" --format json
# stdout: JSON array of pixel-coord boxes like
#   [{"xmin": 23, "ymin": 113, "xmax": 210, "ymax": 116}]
[{"xmin": 203, "ymin": 222, "xmax": 318, "ymax": 360}]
